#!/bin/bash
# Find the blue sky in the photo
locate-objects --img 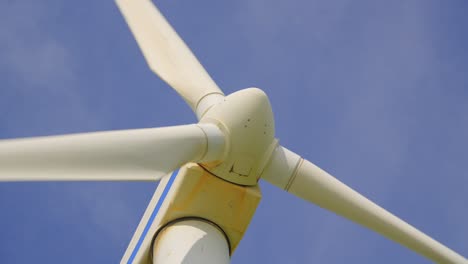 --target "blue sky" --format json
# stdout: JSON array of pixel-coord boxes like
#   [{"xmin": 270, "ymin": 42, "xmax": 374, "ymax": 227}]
[{"xmin": 0, "ymin": 1, "xmax": 467, "ymax": 263}]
